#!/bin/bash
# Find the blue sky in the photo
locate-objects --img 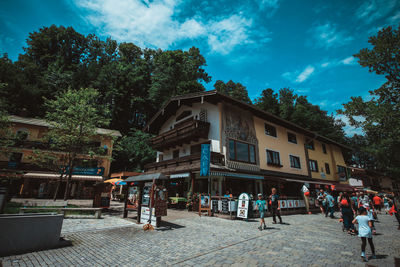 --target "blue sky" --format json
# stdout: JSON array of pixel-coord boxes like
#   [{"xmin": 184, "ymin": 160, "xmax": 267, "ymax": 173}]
[{"xmin": 1, "ymin": 0, "xmax": 399, "ymax": 135}]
